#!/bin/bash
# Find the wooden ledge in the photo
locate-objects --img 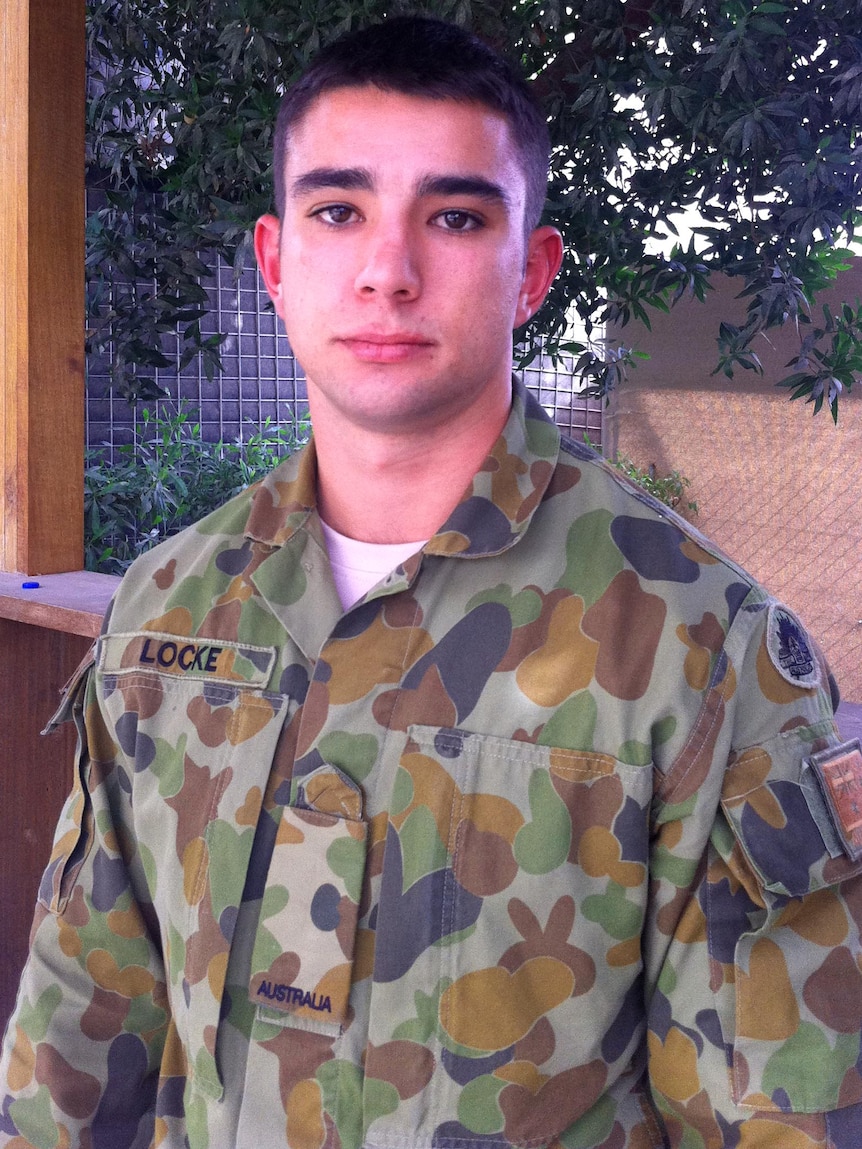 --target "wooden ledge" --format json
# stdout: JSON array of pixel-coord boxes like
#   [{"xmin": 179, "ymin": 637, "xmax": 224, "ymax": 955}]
[{"xmin": 0, "ymin": 570, "xmax": 120, "ymax": 638}]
